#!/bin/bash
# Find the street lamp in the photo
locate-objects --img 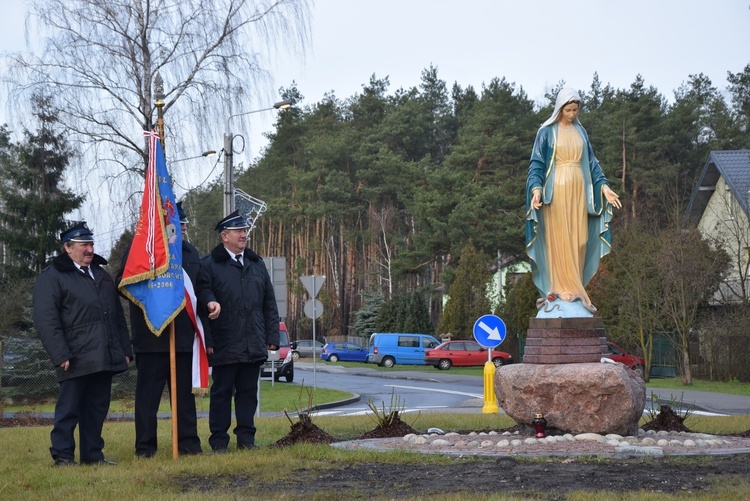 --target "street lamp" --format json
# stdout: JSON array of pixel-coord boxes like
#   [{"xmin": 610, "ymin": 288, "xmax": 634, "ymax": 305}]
[
  {"xmin": 223, "ymin": 100, "xmax": 292, "ymax": 215},
  {"xmin": 171, "ymin": 150, "xmax": 217, "ymax": 163}
]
